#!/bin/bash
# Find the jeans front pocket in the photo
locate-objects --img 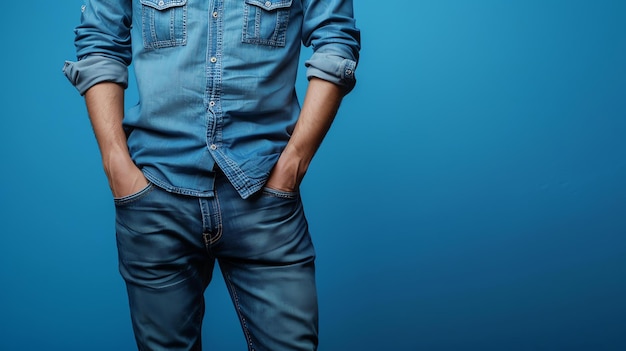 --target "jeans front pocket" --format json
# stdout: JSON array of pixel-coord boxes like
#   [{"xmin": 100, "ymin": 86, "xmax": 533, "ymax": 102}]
[
  {"xmin": 242, "ymin": 0, "xmax": 292, "ymax": 47},
  {"xmin": 140, "ymin": 0, "xmax": 187, "ymax": 49},
  {"xmin": 114, "ymin": 182, "xmax": 155, "ymax": 206},
  {"xmin": 261, "ymin": 186, "xmax": 298, "ymax": 200}
]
